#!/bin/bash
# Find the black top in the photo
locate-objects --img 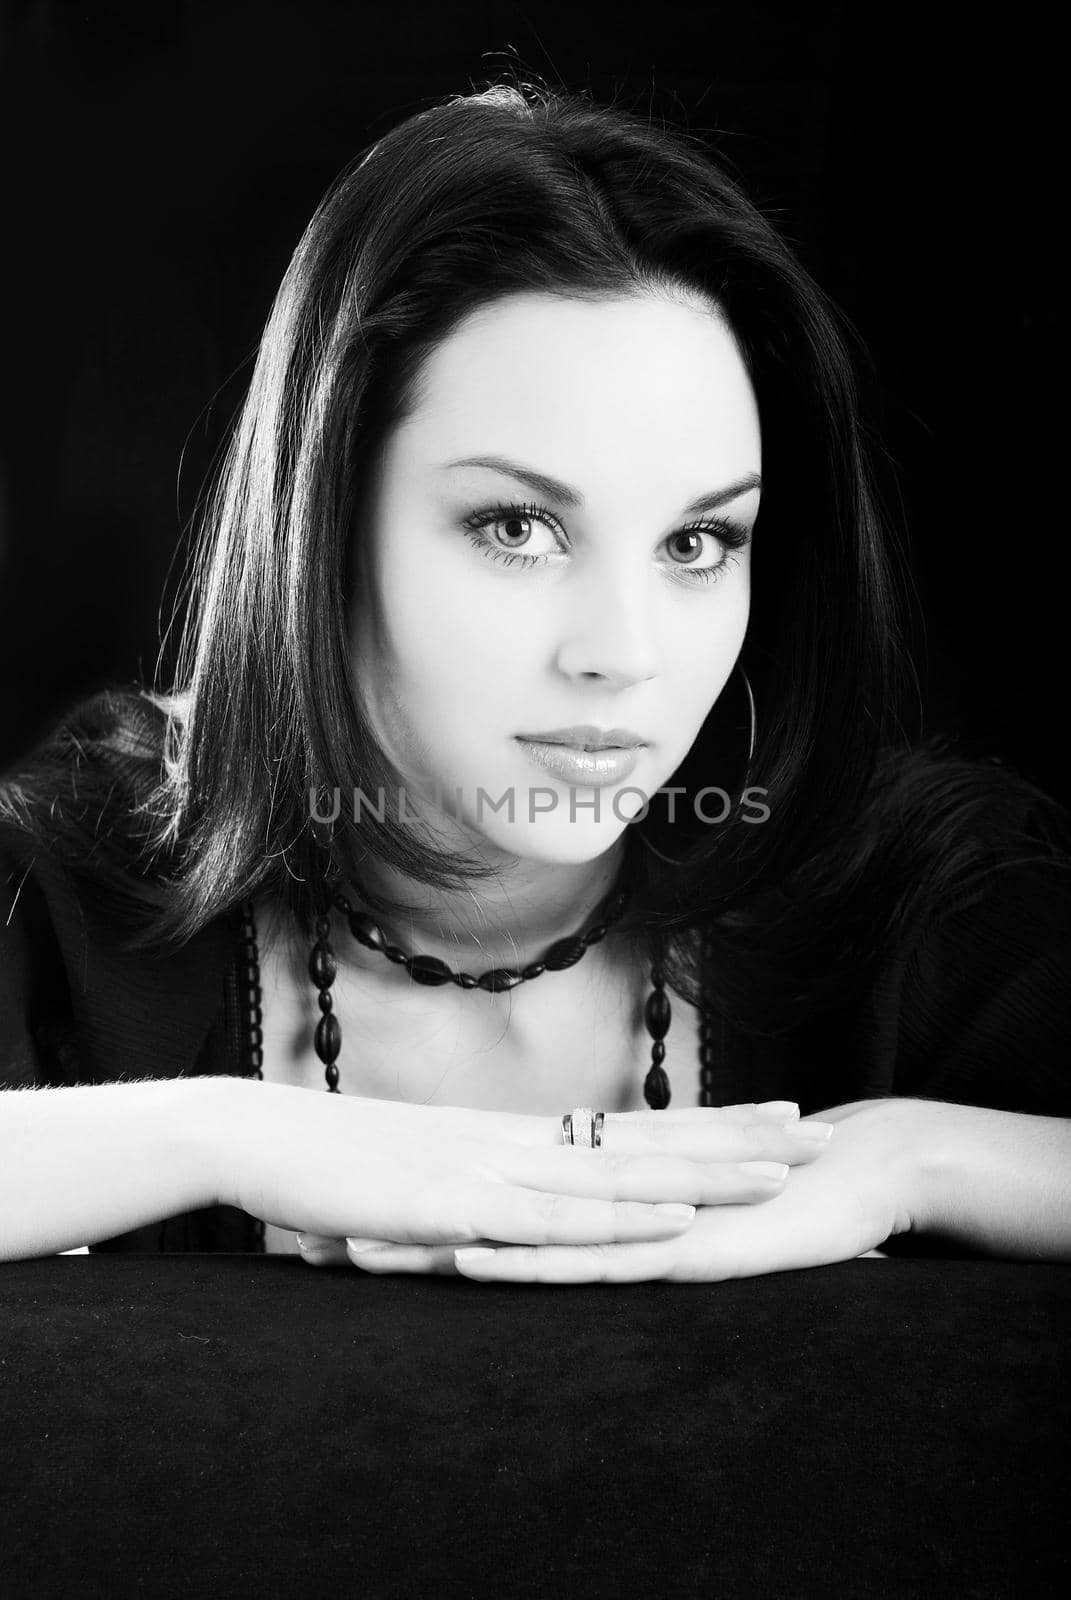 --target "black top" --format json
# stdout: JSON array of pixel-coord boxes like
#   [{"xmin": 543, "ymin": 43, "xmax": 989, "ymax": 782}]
[{"xmin": 3, "ymin": 765, "xmax": 1071, "ymax": 1255}]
